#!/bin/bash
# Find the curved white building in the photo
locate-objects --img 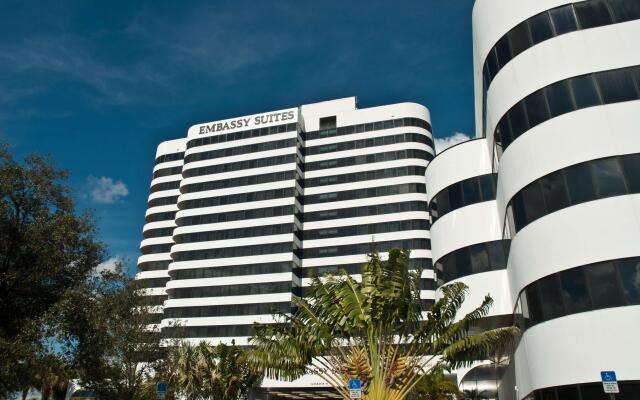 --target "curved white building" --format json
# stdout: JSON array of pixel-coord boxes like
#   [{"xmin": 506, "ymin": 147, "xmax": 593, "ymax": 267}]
[{"xmin": 429, "ymin": 1, "xmax": 640, "ymax": 399}]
